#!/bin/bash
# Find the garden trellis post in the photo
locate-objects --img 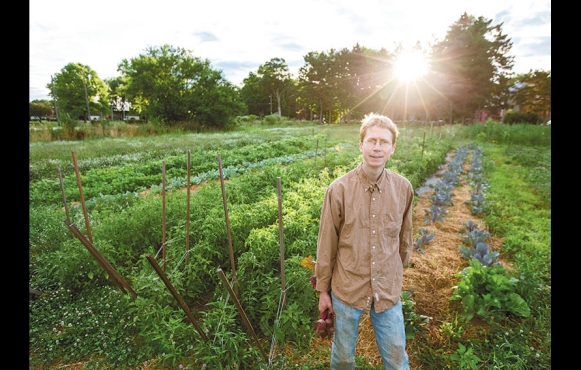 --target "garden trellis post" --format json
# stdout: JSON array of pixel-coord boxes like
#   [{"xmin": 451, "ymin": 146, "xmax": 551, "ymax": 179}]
[
  {"xmin": 146, "ymin": 254, "xmax": 209, "ymax": 342},
  {"xmin": 162, "ymin": 161, "xmax": 167, "ymax": 272},
  {"xmin": 217, "ymin": 153, "xmax": 239, "ymax": 297},
  {"xmin": 276, "ymin": 177, "xmax": 286, "ymax": 309},
  {"xmin": 185, "ymin": 150, "xmax": 191, "ymax": 265},
  {"xmin": 64, "ymin": 219, "xmax": 137, "ymax": 299},
  {"xmin": 71, "ymin": 151, "xmax": 93, "ymax": 243},
  {"xmin": 216, "ymin": 268, "xmax": 269, "ymax": 363}
]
